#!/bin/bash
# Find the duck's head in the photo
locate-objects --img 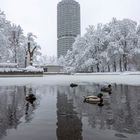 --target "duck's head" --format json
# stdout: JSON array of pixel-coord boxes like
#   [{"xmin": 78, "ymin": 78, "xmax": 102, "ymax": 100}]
[
  {"xmin": 97, "ymin": 93, "xmax": 103, "ymax": 98},
  {"xmin": 108, "ymin": 84, "xmax": 112, "ymax": 88}
]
